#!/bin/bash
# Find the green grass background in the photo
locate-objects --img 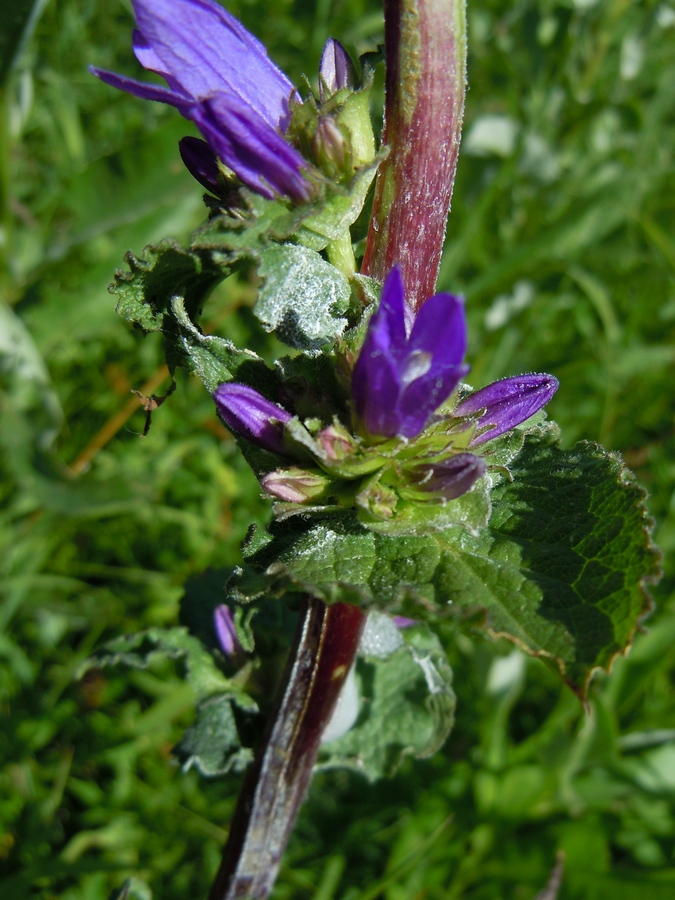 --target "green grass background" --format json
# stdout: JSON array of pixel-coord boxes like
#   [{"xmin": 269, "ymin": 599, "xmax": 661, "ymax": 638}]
[{"xmin": 1, "ymin": 0, "xmax": 674, "ymax": 897}]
